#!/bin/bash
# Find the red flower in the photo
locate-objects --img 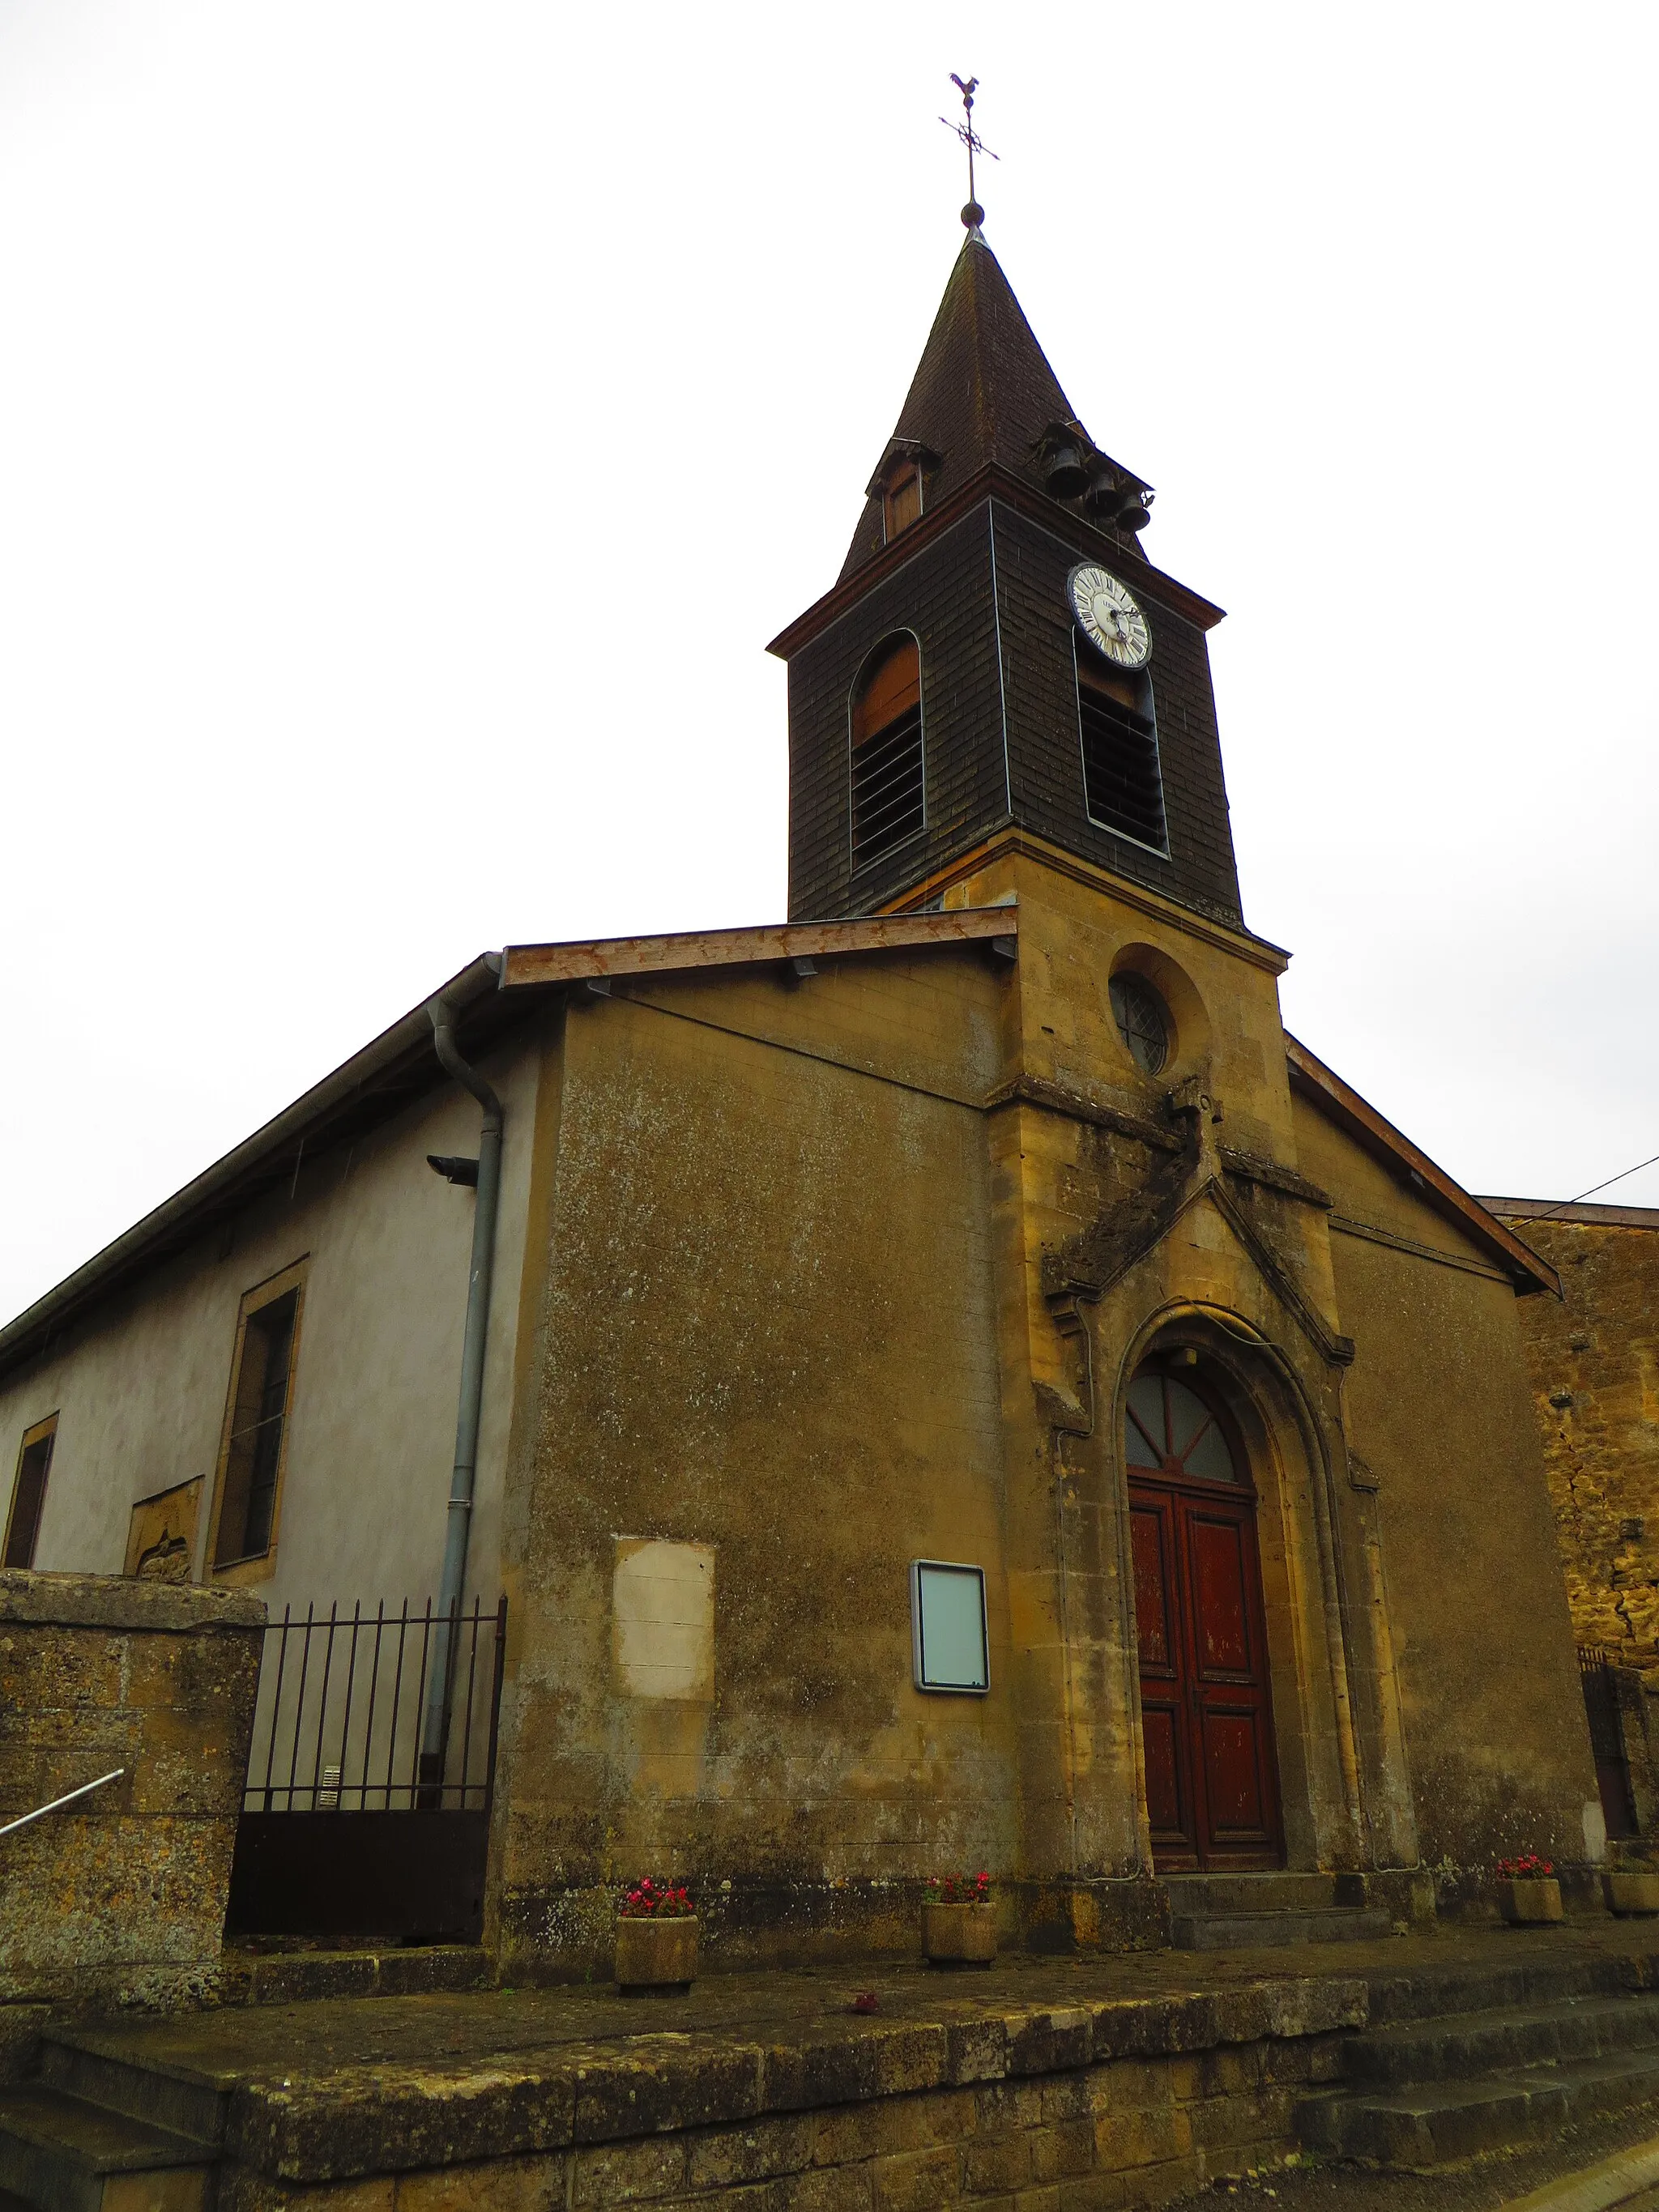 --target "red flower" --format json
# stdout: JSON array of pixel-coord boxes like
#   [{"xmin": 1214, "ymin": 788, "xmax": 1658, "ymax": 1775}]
[
  {"xmin": 1496, "ymin": 1854, "xmax": 1555, "ymax": 1881},
  {"xmin": 618, "ymin": 1875, "xmax": 696, "ymax": 1919},
  {"xmin": 924, "ymin": 1870, "xmax": 994, "ymax": 1905}
]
